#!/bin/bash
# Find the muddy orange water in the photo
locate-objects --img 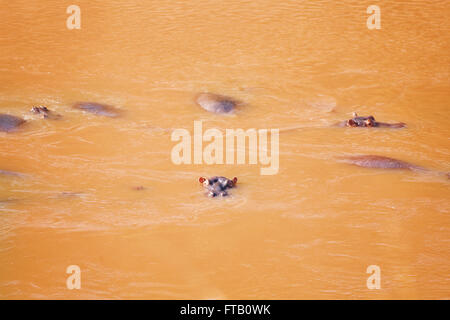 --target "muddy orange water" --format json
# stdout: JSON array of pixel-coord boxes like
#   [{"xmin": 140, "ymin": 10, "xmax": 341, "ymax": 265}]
[{"xmin": 0, "ymin": 0, "xmax": 449, "ymax": 299}]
